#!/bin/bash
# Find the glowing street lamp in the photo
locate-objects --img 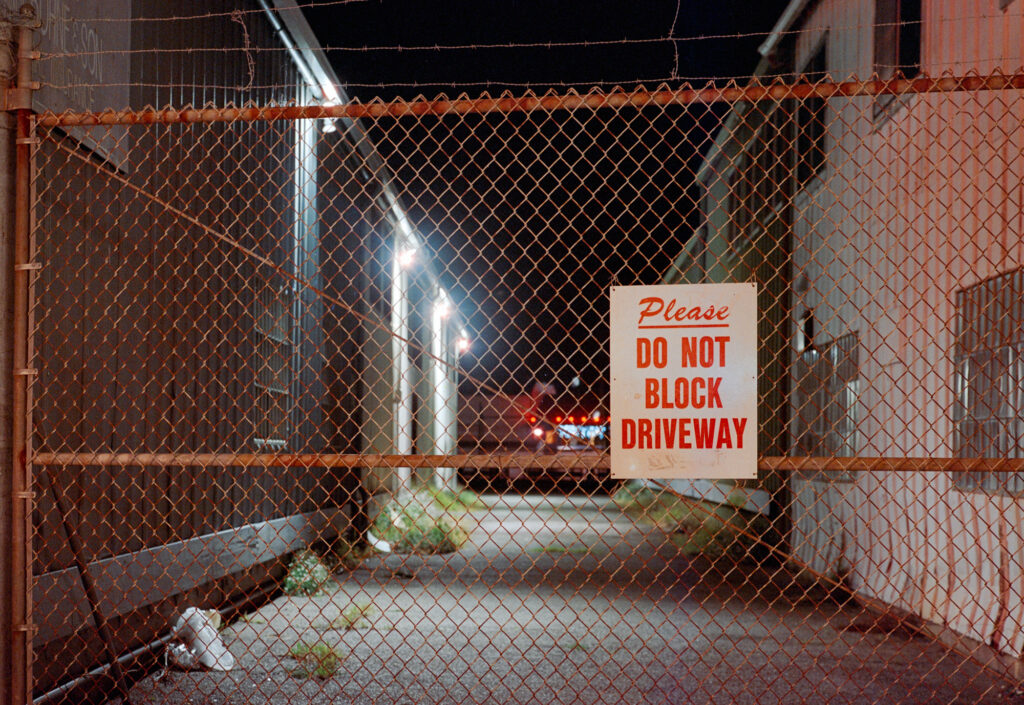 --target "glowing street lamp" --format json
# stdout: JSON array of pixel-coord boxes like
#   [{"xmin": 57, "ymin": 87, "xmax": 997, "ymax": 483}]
[
  {"xmin": 435, "ymin": 289, "xmax": 452, "ymax": 319},
  {"xmin": 396, "ymin": 246, "xmax": 416, "ymax": 269}
]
